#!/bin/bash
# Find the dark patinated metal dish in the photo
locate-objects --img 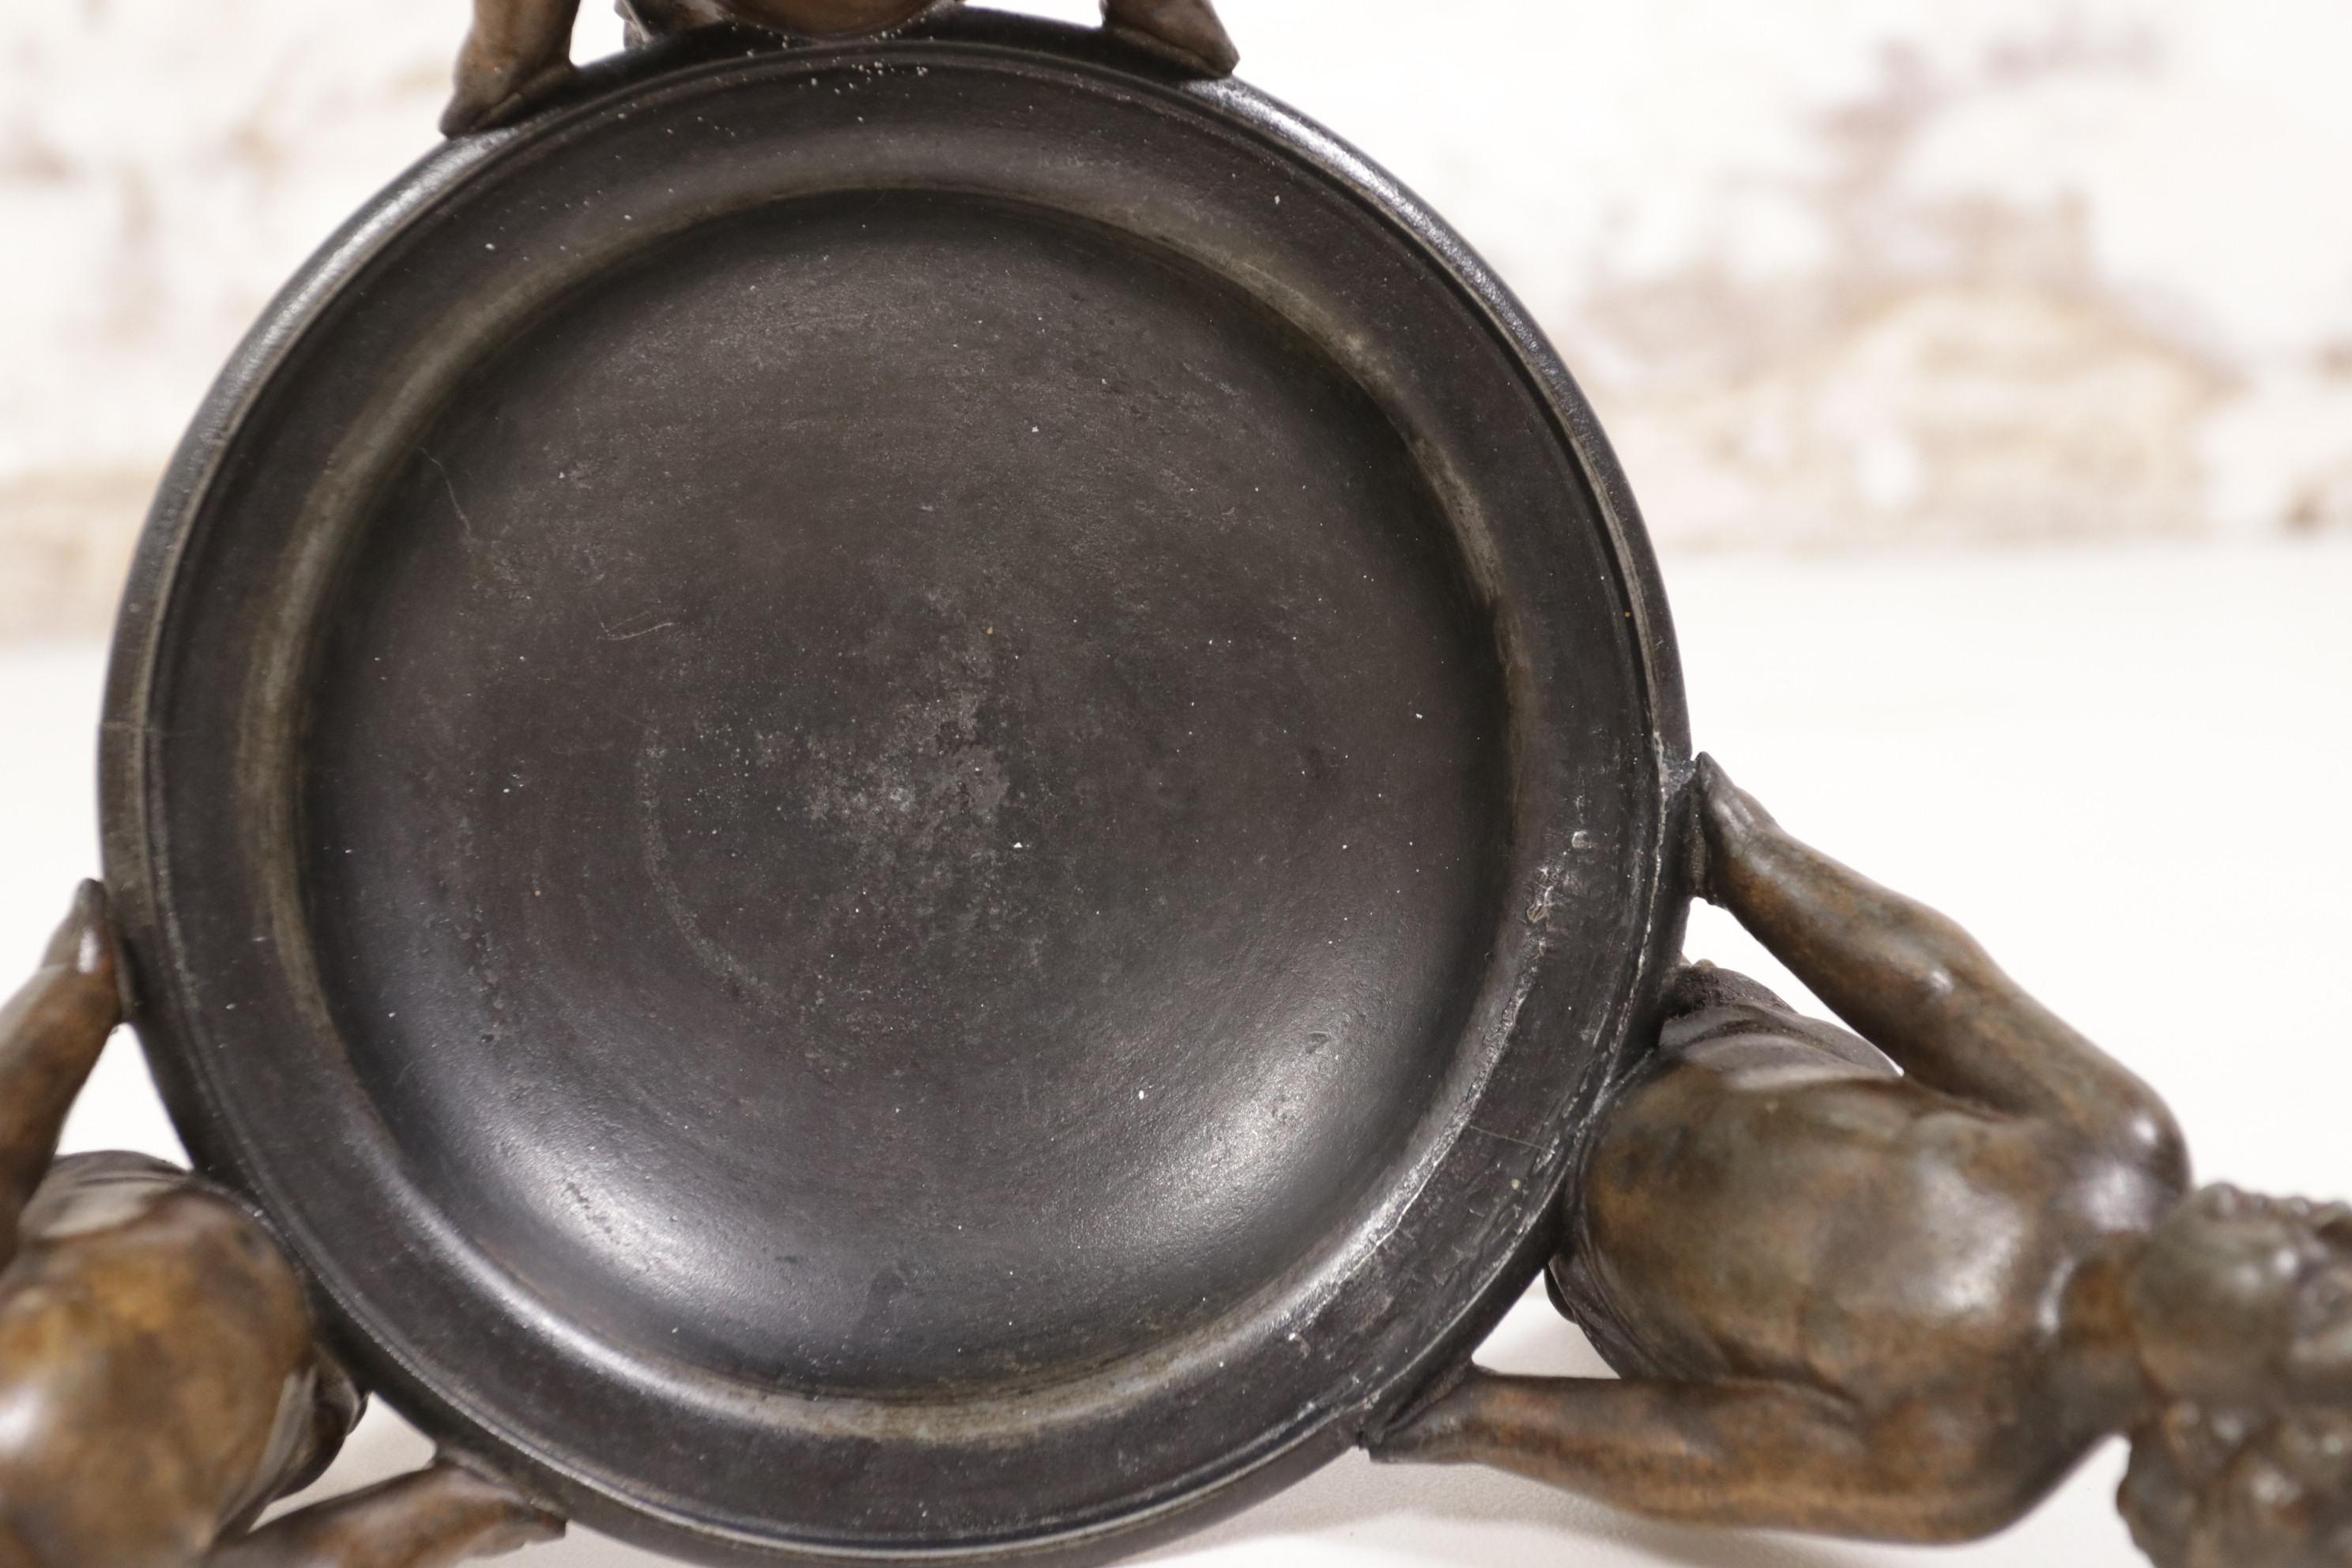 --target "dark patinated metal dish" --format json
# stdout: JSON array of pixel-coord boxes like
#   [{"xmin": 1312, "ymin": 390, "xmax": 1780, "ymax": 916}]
[{"xmin": 100, "ymin": 13, "xmax": 1688, "ymax": 1565}]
